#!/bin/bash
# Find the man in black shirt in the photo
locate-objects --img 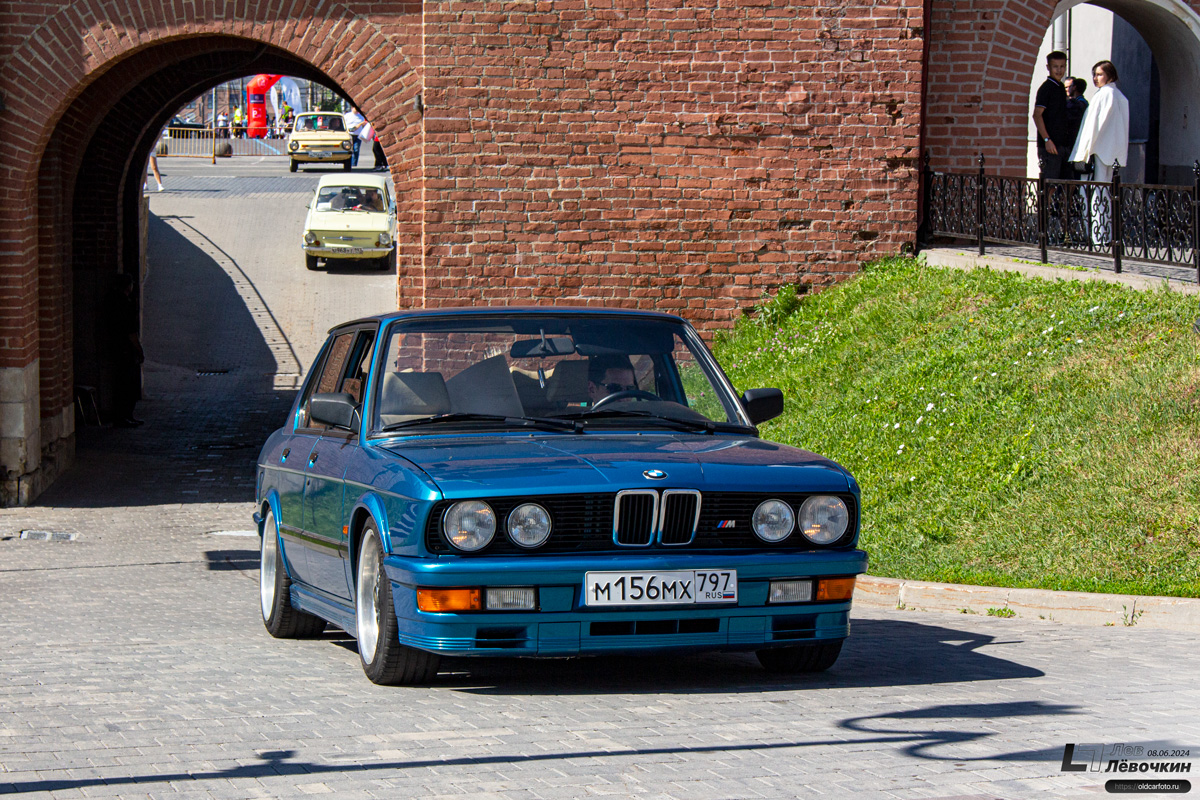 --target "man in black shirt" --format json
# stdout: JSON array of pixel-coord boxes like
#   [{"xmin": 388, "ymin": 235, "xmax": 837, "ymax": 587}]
[{"xmin": 1032, "ymin": 51, "xmax": 1071, "ymax": 180}]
